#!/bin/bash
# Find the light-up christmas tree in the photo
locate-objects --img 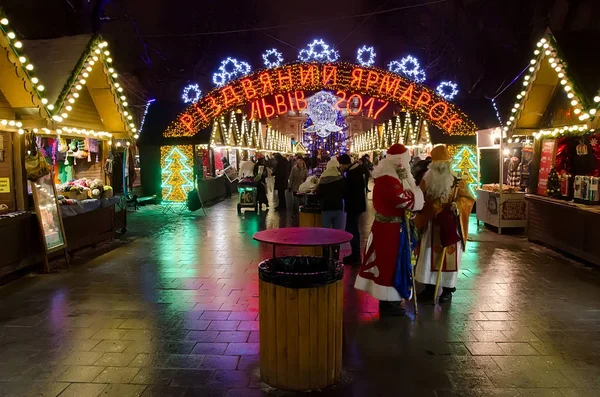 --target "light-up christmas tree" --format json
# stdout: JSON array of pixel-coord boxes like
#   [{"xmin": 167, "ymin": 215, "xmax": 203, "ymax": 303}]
[
  {"xmin": 451, "ymin": 146, "xmax": 478, "ymax": 197},
  {"xmin": 162, "ymin": 147, "xmax": 194, "ymax": 202}
]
